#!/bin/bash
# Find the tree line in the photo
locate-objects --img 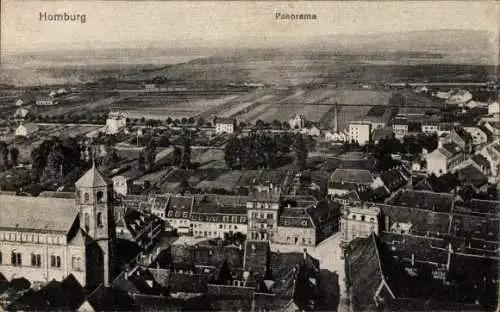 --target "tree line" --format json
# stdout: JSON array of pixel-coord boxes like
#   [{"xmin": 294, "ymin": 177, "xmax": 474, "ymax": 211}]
[{"xmin": 223, "ymin": 132, "xmax": 308, "ymax": 170}]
